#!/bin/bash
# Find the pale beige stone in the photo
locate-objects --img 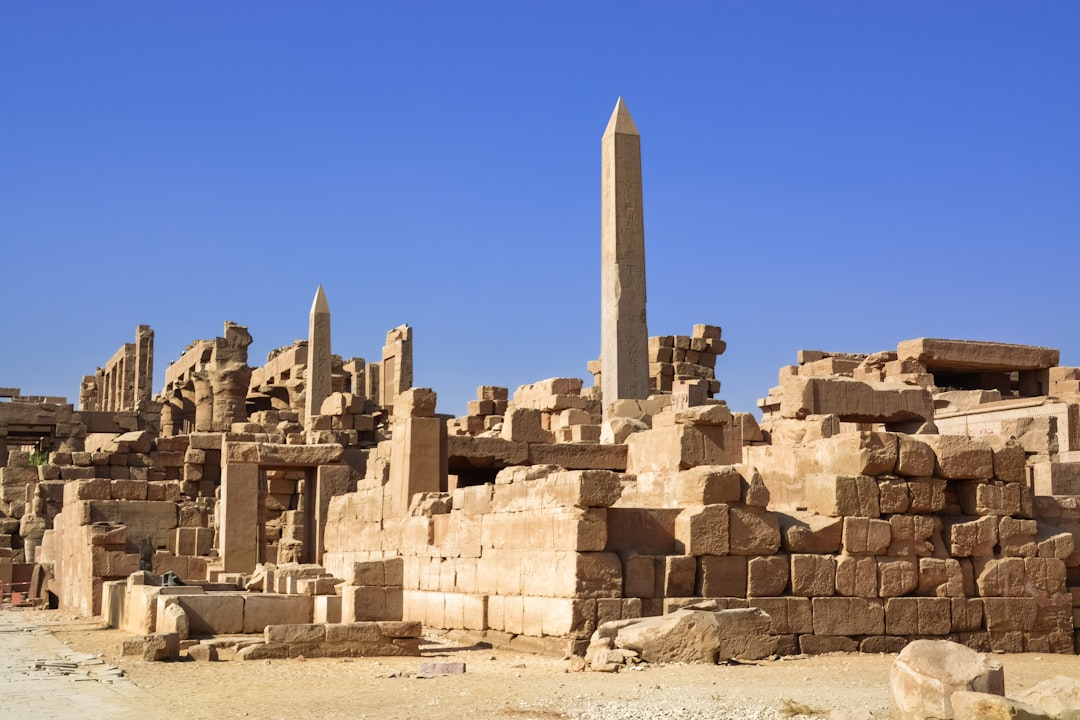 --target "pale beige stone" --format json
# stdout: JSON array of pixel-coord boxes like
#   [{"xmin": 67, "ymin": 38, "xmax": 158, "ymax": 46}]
[
  {"xmin": 889, "ymin": 639, "xmax": 1004, "ymax": 720},
  {"xmin": 921, "ymin": 435, "xmax": 995, "ymax": 481},
  {"xmin": 600, "ymin": 98, "xmax": 649, "ymax": 415}
]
